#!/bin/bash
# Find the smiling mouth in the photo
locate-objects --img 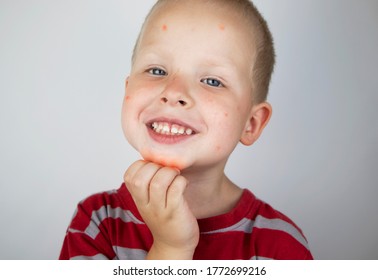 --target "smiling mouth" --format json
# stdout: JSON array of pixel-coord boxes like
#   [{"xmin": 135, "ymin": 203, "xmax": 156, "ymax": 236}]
[{"xmin": 149, "ymin": 121, "xmax": 195, "ymax": 136}]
